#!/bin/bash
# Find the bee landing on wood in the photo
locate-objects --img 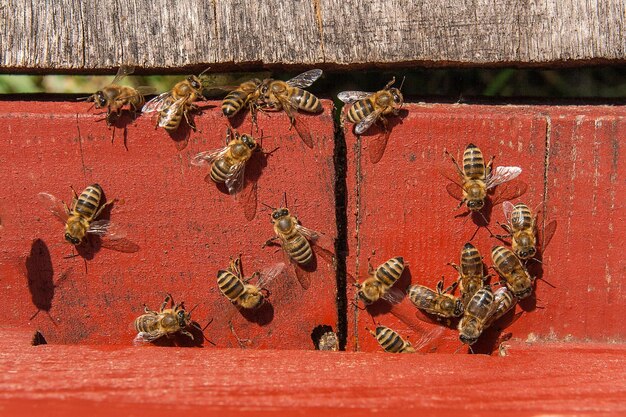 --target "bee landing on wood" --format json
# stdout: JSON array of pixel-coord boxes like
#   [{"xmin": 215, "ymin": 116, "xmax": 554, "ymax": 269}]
[
  {"xmin": 142, "ymin": 68, "xmax": 210, "ymax": 132},
  {"xmin": 407, "ymin": 278, "xmax": 464, "ymax": 319},
  {"xmin": 255, "ymin": 69, "xmax": 324, "ymax": 148},
  {"xmin": 448, "ymin": 242, "xmax": 490, "ymax": 308},
  {"xmin": 80, "ymin": 65, "xmax": 155, "ymax": 125},
  {"xmin": 38, "ymin": 184, "xmax": 138, "ymax": 253},
  {"xmin": 355, "ymin": 256, "xmax": 405, "ymax": 306},
  {"xmin": 338, "ymin": 77, "xmax": 405, "ymax": 163}
]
